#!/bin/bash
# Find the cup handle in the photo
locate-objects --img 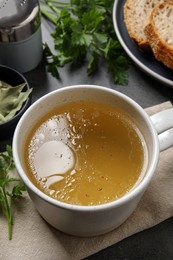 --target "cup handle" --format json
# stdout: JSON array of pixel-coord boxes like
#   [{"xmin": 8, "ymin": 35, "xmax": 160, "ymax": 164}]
[{"xmin": 150, "ymin": 108, "xmax": 173, "ymax": 152}]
